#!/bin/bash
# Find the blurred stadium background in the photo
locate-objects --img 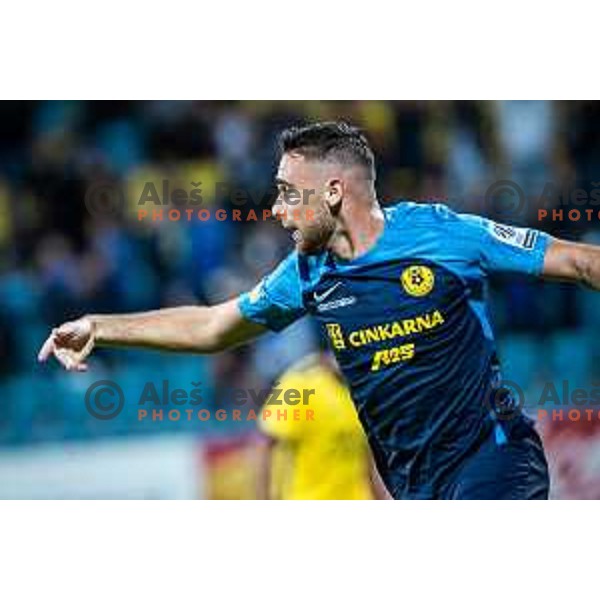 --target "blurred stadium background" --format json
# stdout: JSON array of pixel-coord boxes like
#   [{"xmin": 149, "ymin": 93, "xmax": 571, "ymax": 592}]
[{"xmin": 1, "ymin": 100, "xmax": 600, "ymax": 499}]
